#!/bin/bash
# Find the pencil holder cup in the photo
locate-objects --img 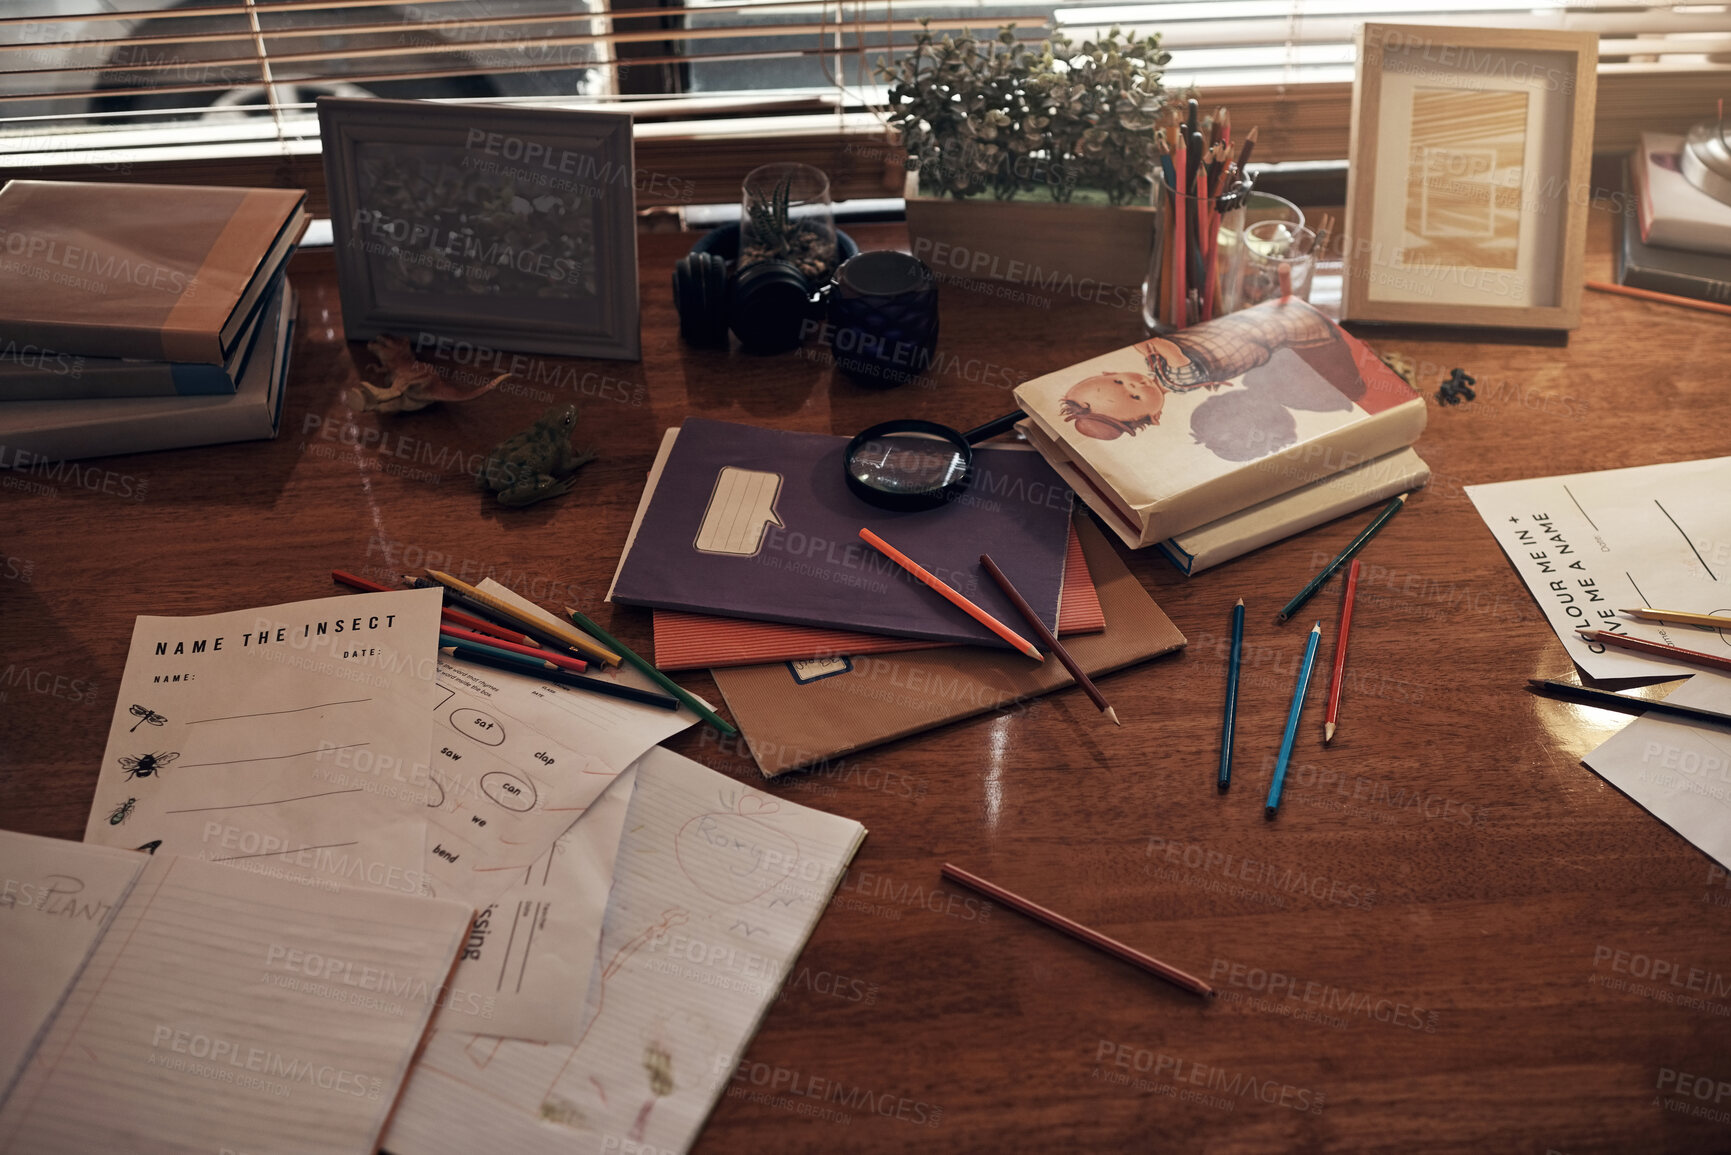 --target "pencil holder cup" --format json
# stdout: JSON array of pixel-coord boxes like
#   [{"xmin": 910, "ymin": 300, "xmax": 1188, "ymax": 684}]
[
  {"xmin": 1141, "ymin": 172, "xmax": 1251, "ymax": 334},
  {"xmin": 1211, "ymin": 192, "xmax": 1303, "ymax": 314},
  {"xmin": 1220, "ymin": 221, "xmax": 1318, "ymax": 313},
  {"xmin": 825, "ymin": 250, "xmax": 940, "ymax": 388}
]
